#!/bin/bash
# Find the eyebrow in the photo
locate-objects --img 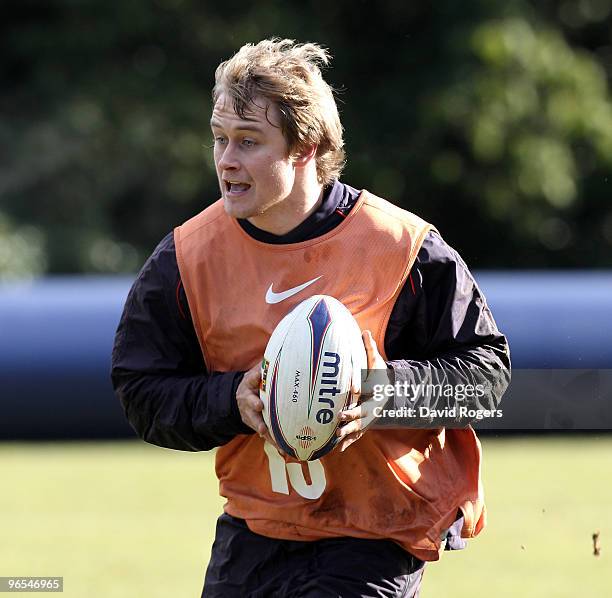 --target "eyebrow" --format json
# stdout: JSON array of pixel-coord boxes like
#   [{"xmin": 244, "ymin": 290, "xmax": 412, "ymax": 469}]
[{"xmin": 210, "ymin": 119, "xmax": 264, "ymax": 133}]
